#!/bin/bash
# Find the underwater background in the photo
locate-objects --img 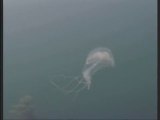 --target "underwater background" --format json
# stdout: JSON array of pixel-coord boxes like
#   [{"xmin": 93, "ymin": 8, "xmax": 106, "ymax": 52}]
[{"xmin": 4, "ymin": 0, "xmax": 157, "ymax": 119}]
